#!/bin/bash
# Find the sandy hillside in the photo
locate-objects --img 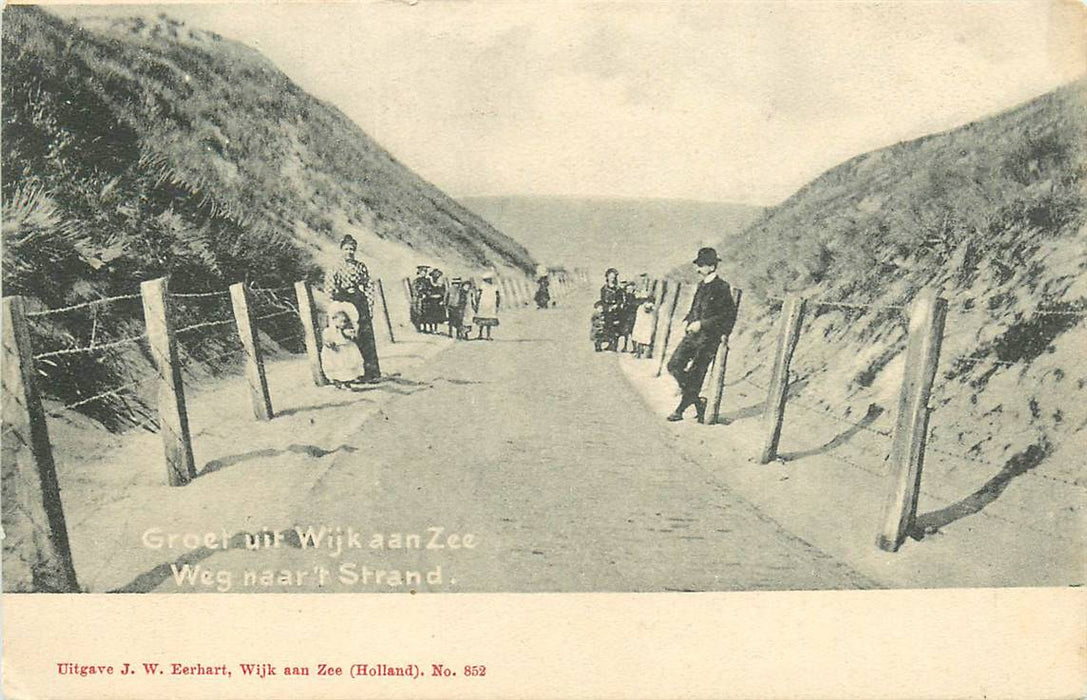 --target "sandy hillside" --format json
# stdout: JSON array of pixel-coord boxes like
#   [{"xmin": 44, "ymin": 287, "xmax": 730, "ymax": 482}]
[{"xmin": 661, "ymin": 81, "xmax": 1086, "ymax": 545}]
